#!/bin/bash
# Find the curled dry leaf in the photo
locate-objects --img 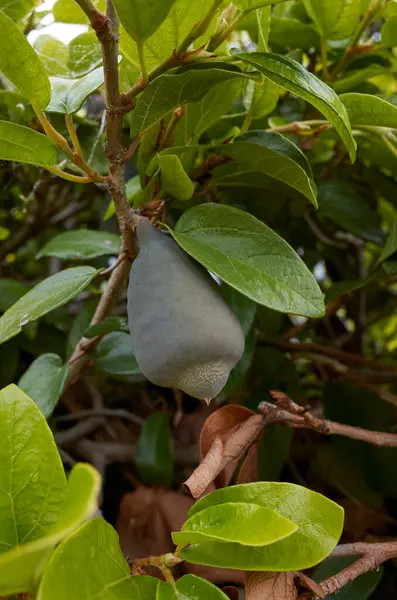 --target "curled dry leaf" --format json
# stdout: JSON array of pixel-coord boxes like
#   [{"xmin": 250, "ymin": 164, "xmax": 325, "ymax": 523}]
[
  {"xmin": 117, "ymin": 486, "xmax": 244, "ymax": 585},
  {"xmin": 183, "ymin": 404, "xmax": 264, "ymax": 498},
  {"xmin": 245, "ymin": 572, "xmax": 297, "ymax": 600}
]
